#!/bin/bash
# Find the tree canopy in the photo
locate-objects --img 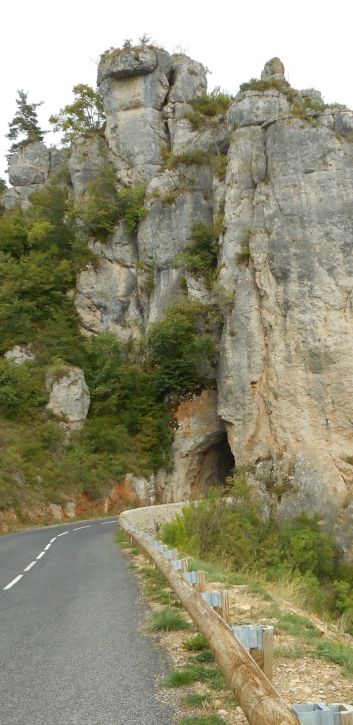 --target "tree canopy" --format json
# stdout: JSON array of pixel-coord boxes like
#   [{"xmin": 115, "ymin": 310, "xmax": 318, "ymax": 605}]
[
  {"xmin": 49, "ymin": 84, "xmax": 105, "ymax": 146},
  {"xmin": 6, "ymin": 90, "xmax": 47, "ymax": 154}
]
